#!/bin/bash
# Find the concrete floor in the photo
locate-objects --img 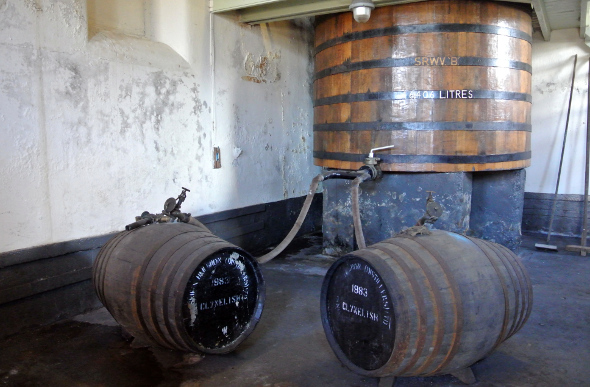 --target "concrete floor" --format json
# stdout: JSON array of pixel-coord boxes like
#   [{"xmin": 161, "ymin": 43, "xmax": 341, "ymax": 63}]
[{"xmin": 0, "ymin": 232, "xmax": 589, "ymax": 387}]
